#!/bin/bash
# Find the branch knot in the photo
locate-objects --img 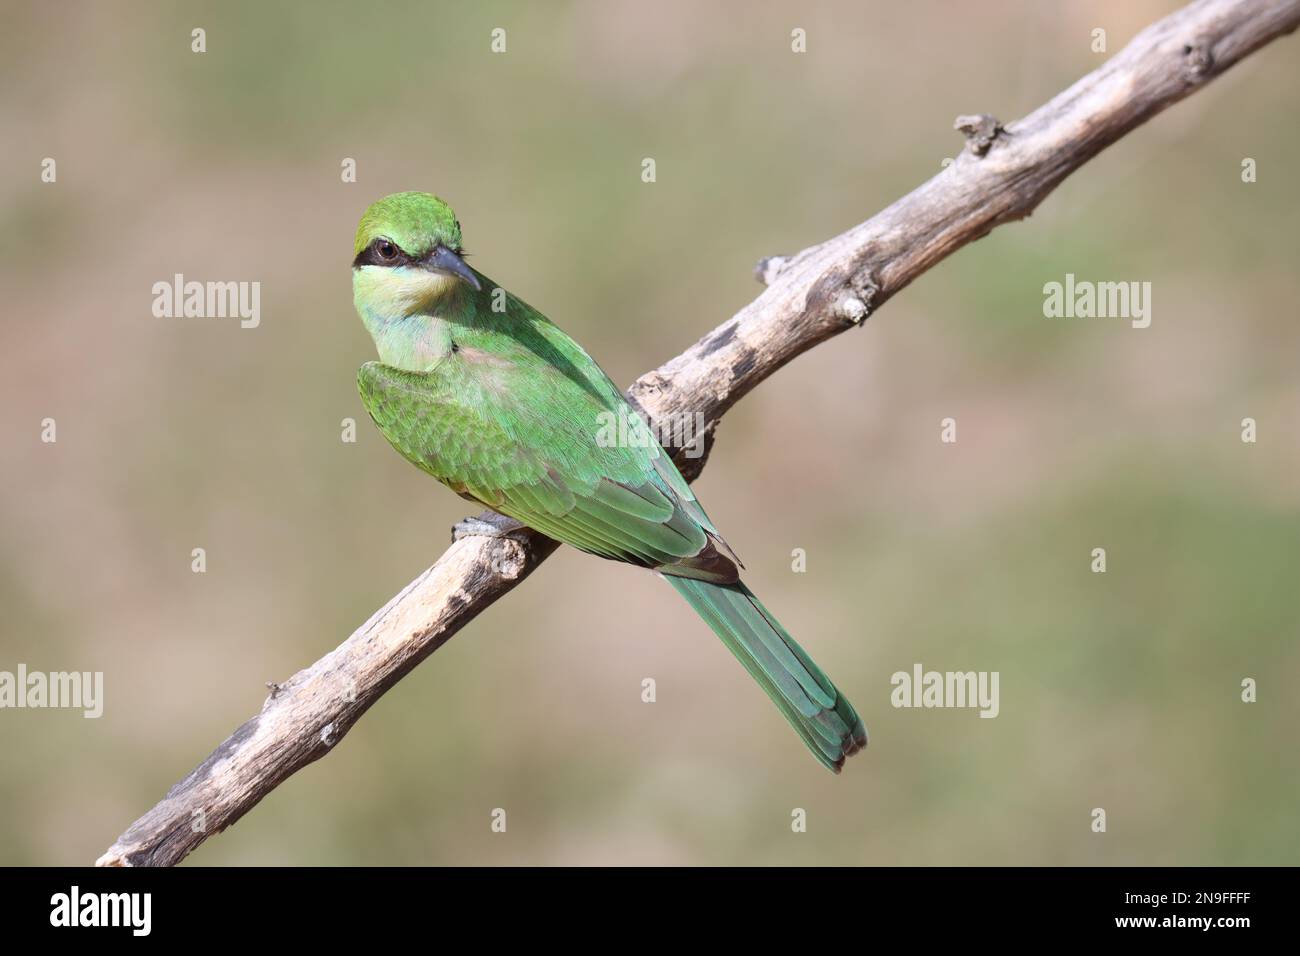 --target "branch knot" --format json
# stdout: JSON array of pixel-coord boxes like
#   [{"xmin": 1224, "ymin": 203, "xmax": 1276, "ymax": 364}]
[
  {"xmin": 838, "ymin": 268, "xmax": 879, "ymax": 326},
  {"xmin": 1182, "ymin": 39, "xmax": 1214, "ymax": 79},
  {"xmin": 754, "ymin": 254, "xmax": 791, "ymax": 286},
  {"xmin": 954, "ymin": 113, "xmax": 1005, "ymax": 157}
]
